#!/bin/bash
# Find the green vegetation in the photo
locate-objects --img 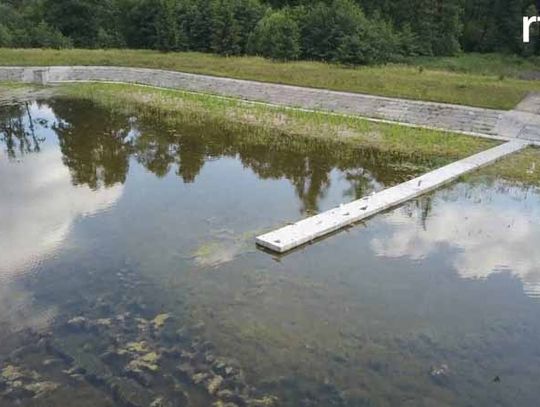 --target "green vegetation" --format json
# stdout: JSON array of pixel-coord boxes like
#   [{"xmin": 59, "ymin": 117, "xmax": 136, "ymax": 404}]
[
  {"xmin": 3, "ymin": 48, "xmax": 540, "ymax": 109},
  {"xmin": 0, "ymin": 0, "xmax": 538, "ymax": 62},
  {"xmin": 53, "ymin": 82, "xmax": 540, "ymax": 186},
  {"xmin": 247, "ymin": 10, "xmax": 301, "ymax": 60},
  {"xmin": 472, "ymin": 147, "xmax": 540, "ymax": 186},
  {"xmin": 2, "ymin": 81, "xmax": 538, "ymax": 186},
  {"xmin": 54, "ymin": 82, "xmax": 498, "ymax": 161},
  {"xmin": 408, "ymin": 53, "xmax": 540, "ymax": 79}
]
